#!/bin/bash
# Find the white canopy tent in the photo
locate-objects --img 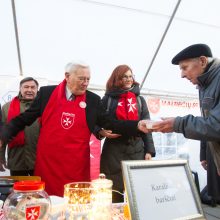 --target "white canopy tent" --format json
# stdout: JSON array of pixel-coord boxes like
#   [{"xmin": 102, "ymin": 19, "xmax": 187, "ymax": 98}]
[
  {"xmin": 1, "ymin": 0, "xmax": 220, "ymax": 191},
  {"xmin": 1, "ymin": 0, "xmax": 220, "ymax": 94}
]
